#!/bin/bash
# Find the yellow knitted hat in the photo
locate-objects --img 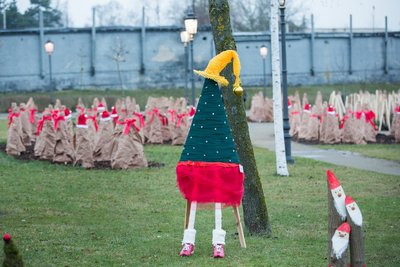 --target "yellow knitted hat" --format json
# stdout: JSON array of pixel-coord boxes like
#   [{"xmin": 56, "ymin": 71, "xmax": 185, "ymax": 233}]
[{"xmin": 194, "ymin": 50, "xmax": 242, "ymax": 90}]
